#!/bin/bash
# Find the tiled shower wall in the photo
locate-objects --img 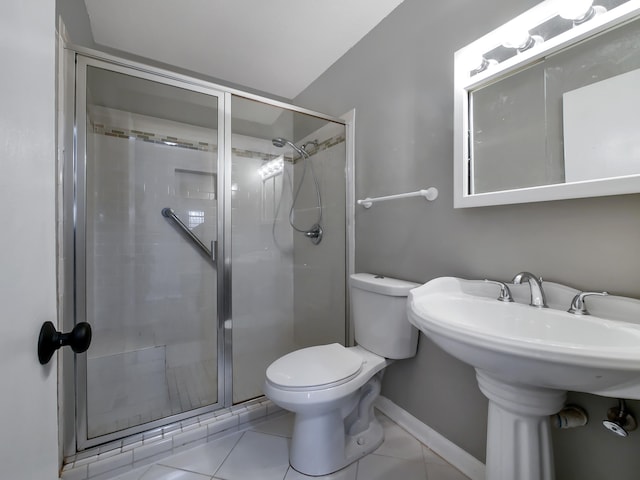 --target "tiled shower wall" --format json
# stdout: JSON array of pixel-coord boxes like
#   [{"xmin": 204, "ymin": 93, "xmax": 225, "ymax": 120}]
[
  {"xmin": 86, "ymin": 113, "xmax": 219, "ymax": 438},
  {"xmin": 293, "ymin": 124, "xmax": 348, "ymax": 347},
  {"xmin": 83, "ymin": 105, "xmax": 346, "ymax": 440},
  {"xmin": 230, "ymin": 134, "xmax": 296, "ymax": 403}
]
